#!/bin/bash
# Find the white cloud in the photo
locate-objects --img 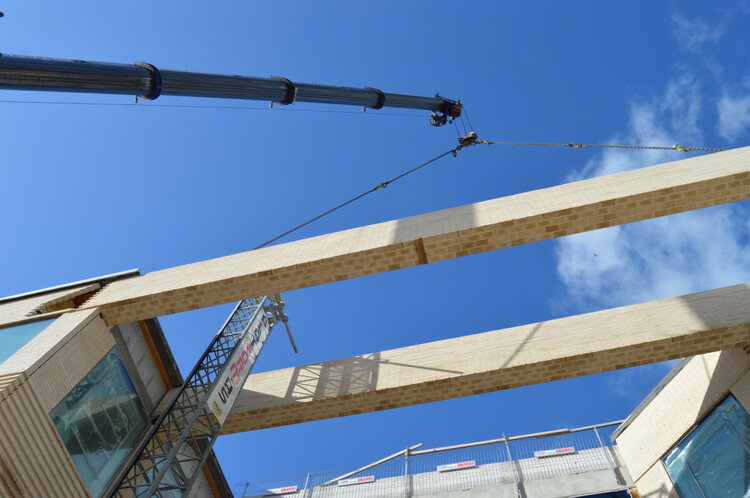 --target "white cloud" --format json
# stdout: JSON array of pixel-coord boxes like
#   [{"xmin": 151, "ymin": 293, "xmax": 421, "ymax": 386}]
[
  {"xmin": 671, "ymin": 13, "xmax": 725, "ymax": 53},
  {"xmin": 557, "ymin": 206, "xmax": 750, "ymax": 309},
  {"xmin": 571, "ymin": 72, "xmax": 702, "ymax": 182},
  {"xmin": 717, "ymin": 90, "xmax": 750, "ymax": 142},
  {"xmin": 555, "ymin": 72, "xmax": 750, "ymax": 312},
  {"xmin": 557, "ymin": 10, "xmax": 750, "ymax": 400}
]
